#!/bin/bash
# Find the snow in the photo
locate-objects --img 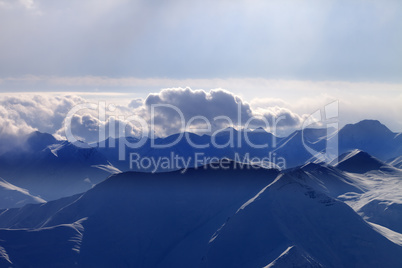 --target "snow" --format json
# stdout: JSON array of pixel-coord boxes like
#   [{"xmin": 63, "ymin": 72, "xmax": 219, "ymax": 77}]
[
  {"xmin": 0, "ymin": 245, "xmax": 12, "ymax": 265},
  {"xmin": 264, "ymin": 246, "xmax": 323, "ymax": 268},
  {"xmin": 205, "ymin": 168, "xmax": 402, "ymax": 267},
  {"xmin": 369, "ymin": 222, "xmax": 402, "ymax": 246},
  {"xmin": 0, "ymin": 218, "xmax": 87, "ymax": 267},
  {"xmin": 337, "ymin": 167, "xmax": 402, "ymax": 234},
  {"xmin": 0, "ymin": 156, "xmax": 401, "ymax": 267},
  {"xmin": 388, "ymin": 155, "xmax": 402, "ymax": 169},
  {"xmin": 0, "ymin": 178, "xmax": 45, "ymax": 209},
  {"xmin": 91, "ymin": 163, "xmax": 122, "ymax": 174}
]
